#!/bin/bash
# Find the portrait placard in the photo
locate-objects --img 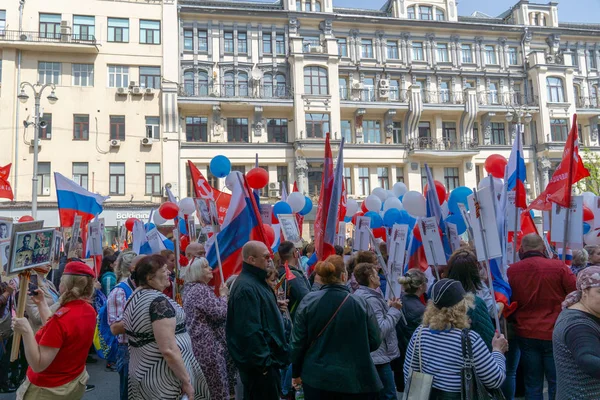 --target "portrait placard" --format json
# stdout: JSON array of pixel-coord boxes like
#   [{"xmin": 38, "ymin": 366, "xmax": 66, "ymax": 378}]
[
  {"xmin": 278, "ymin": 214, "xmax": 302, "ymax": 246},
  {"xmin": 0, "ymin": 218, "xmax": 13, "ymax": 242},
  {"xmin": 9, "ymin": 228, "xmax": 55, "ymax": 275}
]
